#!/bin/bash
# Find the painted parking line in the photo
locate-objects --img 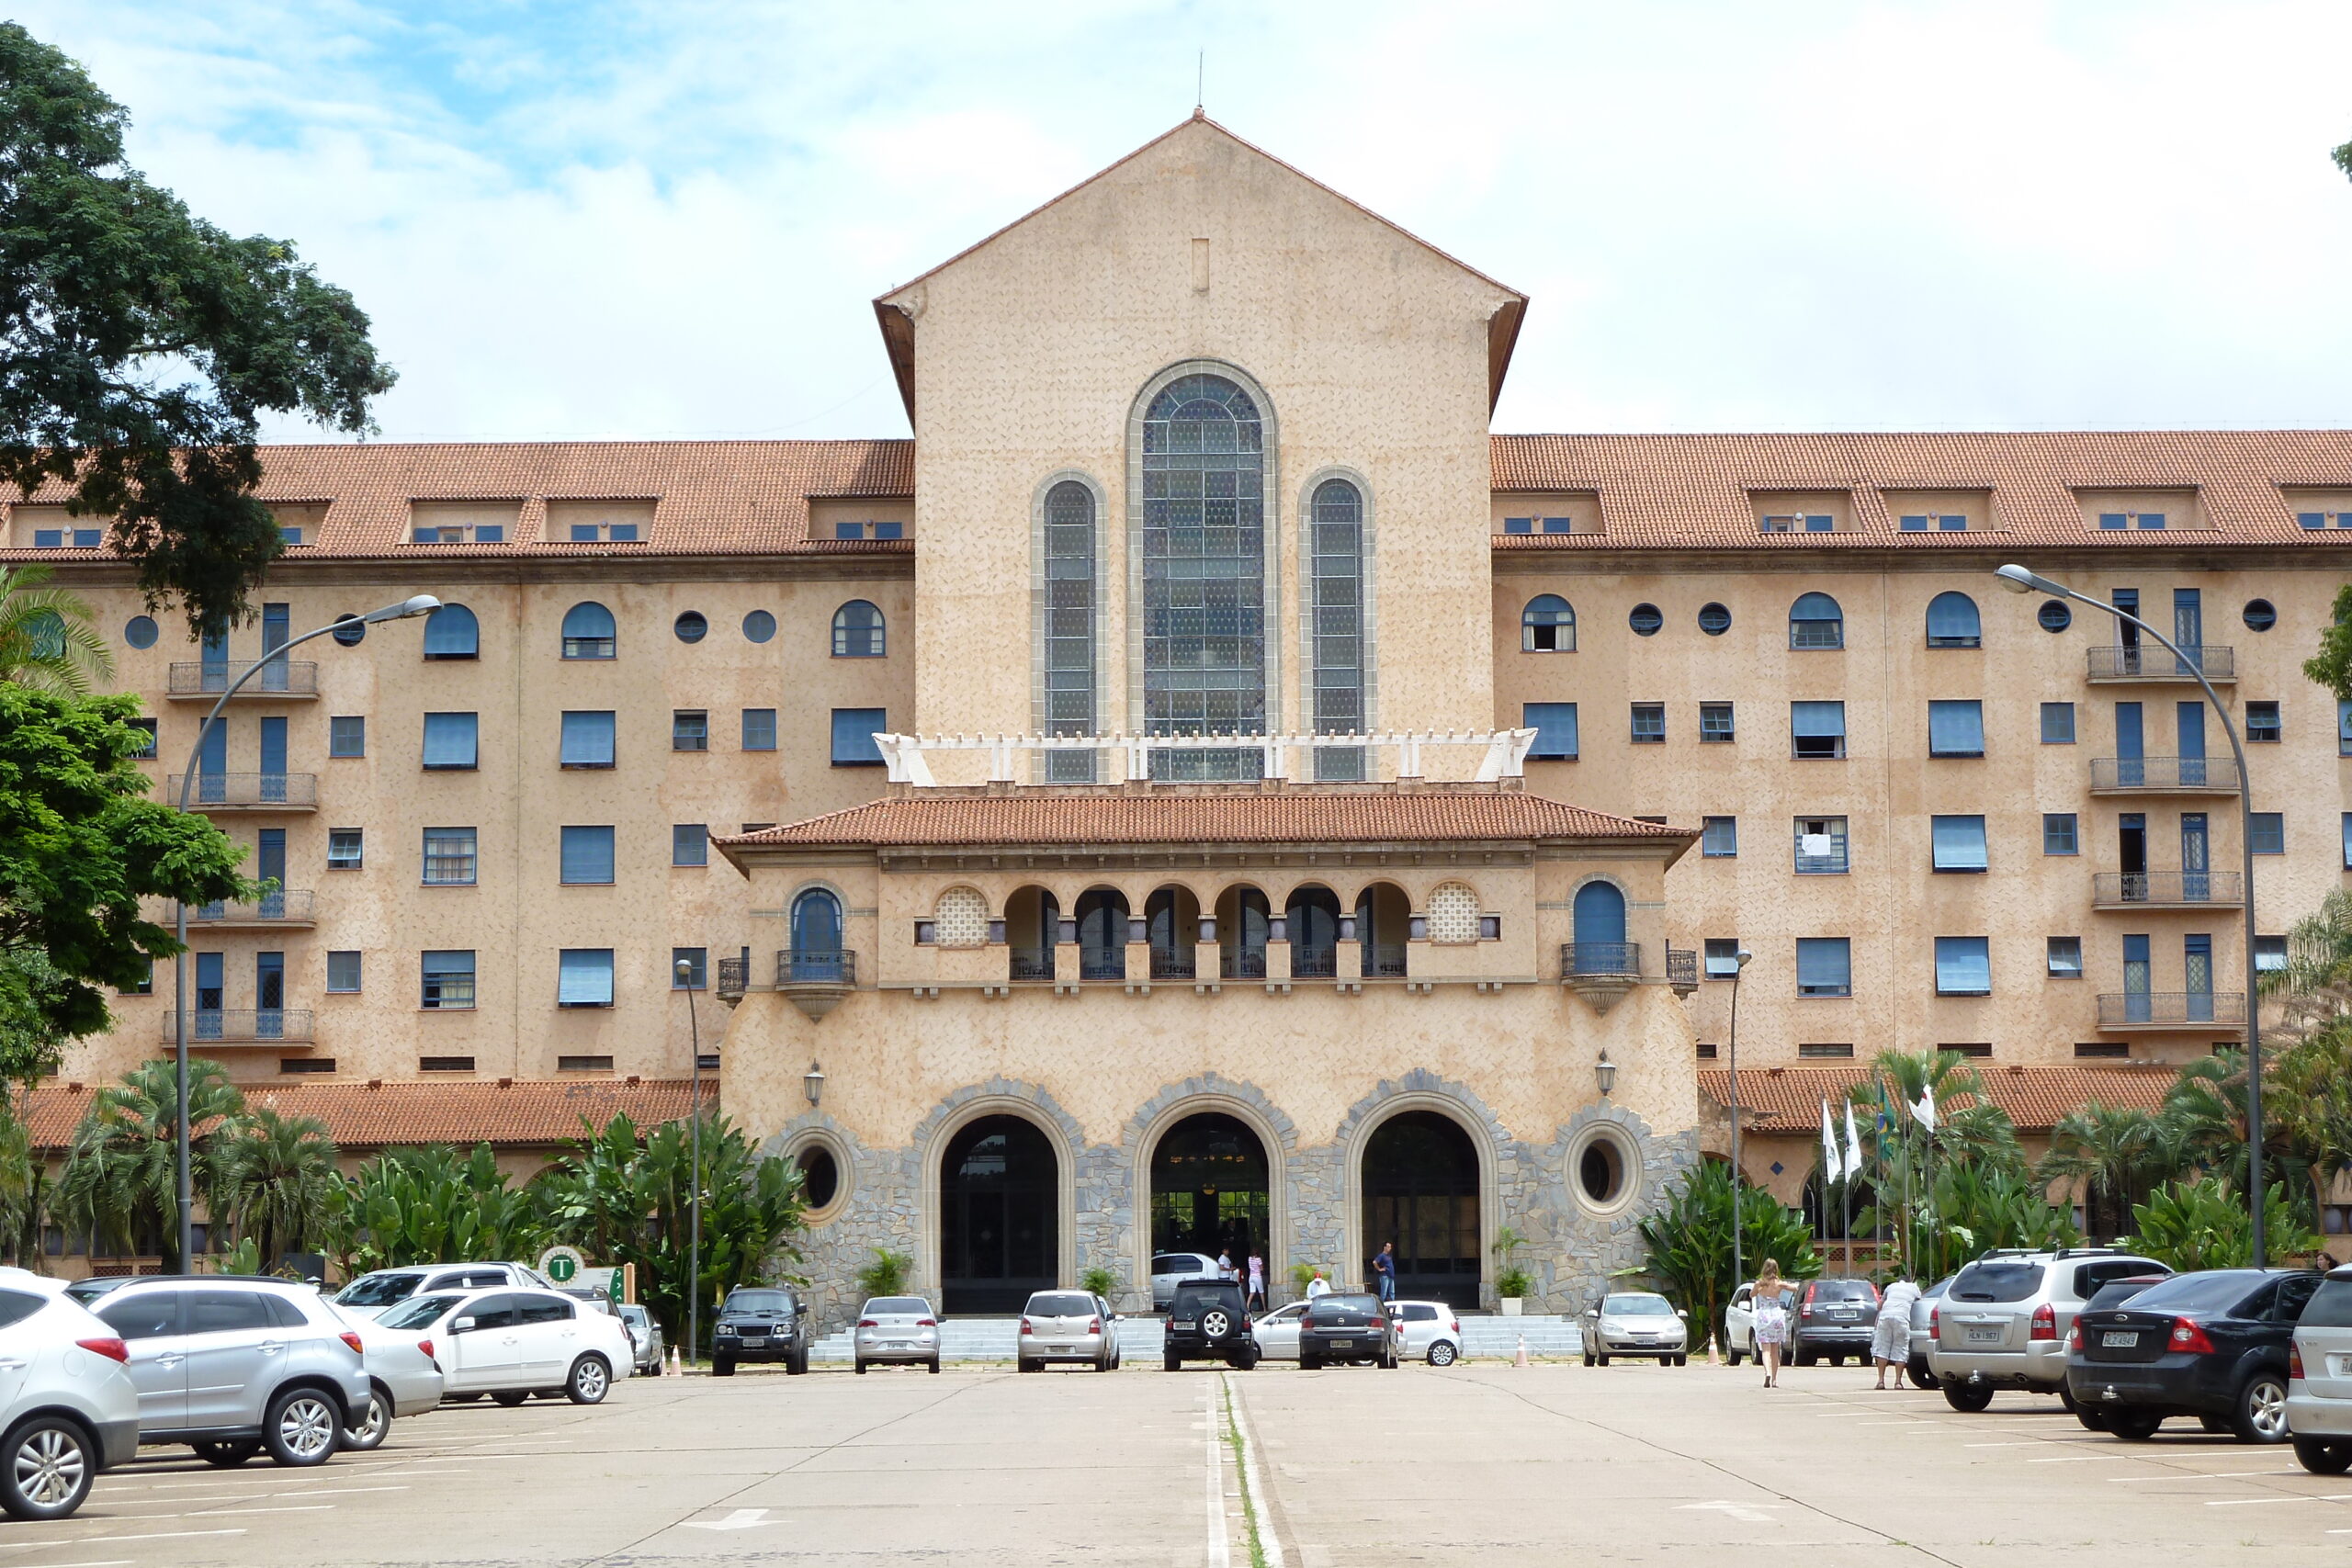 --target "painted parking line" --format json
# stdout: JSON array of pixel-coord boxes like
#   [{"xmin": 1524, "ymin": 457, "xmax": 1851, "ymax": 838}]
[
  {"xmin": 277, "ymin": 1485, "xmax": 410, "ymax": 1497},
  {"xmin": 15, "ymin": 1558, "xmax": 133, "ymax": 1567},
  {"xmin": 2026, "ymin": 1455, "xmax": 2120, "ymax": 1463},
  {"xmin": 2204, "ymin": 1493, "xmax": 2352, "ymax": 1506},
  {"xmin": 2111, "ymin": 1471, "xmax": 2300, "ymax": 1482}
]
